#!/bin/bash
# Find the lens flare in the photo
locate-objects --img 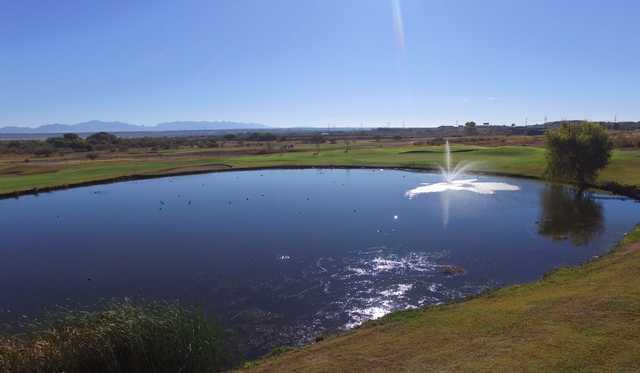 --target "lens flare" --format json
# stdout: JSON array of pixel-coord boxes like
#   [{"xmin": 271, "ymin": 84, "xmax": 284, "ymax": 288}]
[{"xmin": 391, "ymin": 0, "xmax": 405, "ymax": 51}]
